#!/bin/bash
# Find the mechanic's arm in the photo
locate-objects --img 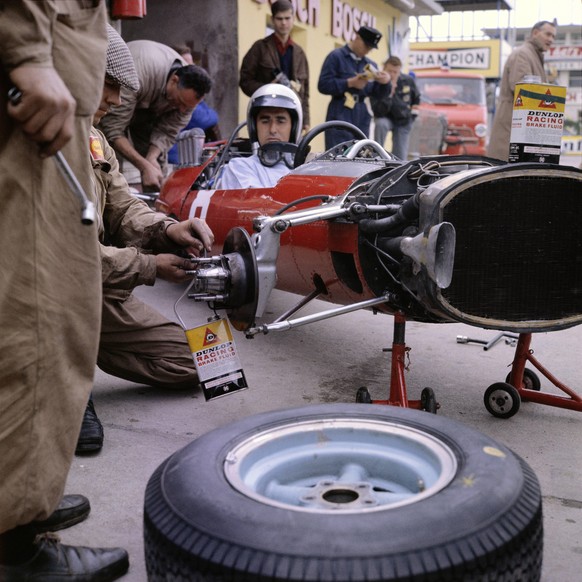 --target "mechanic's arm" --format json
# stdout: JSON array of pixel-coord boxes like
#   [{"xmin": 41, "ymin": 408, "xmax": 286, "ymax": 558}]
[
  {"xmin": 97, "ymin": 84, "xmax": 164, "ymax": 189},
  {"xmin": 111, "ymin": 134, "xmax": 164, "ymax": 191},
  {"xmin": 101, "ymin": 244, "xmax": 199, "ymax": 288},
  {"xmin": 165, "ymin": 218, "xmax": 214, "ymax": 256},
  {"xmin": 7, "ymin": 67, "xmax": 76, "ymax": 156},
  {"xmin": 155, "ymin": 253, "xmax": 200, "ymax": 283},
  {"xmin": 2, "ymin": 3, "xmax": 75, "ymax": 157}
]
